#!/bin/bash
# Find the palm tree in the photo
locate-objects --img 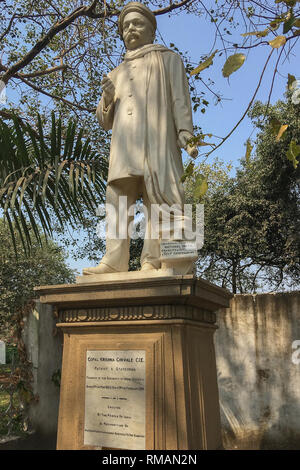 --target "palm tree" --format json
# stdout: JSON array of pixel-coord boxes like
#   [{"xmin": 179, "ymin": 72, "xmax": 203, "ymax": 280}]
[{"xmin": 0, "ymin": 112, "xmax": 107, "ymax": 253}]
